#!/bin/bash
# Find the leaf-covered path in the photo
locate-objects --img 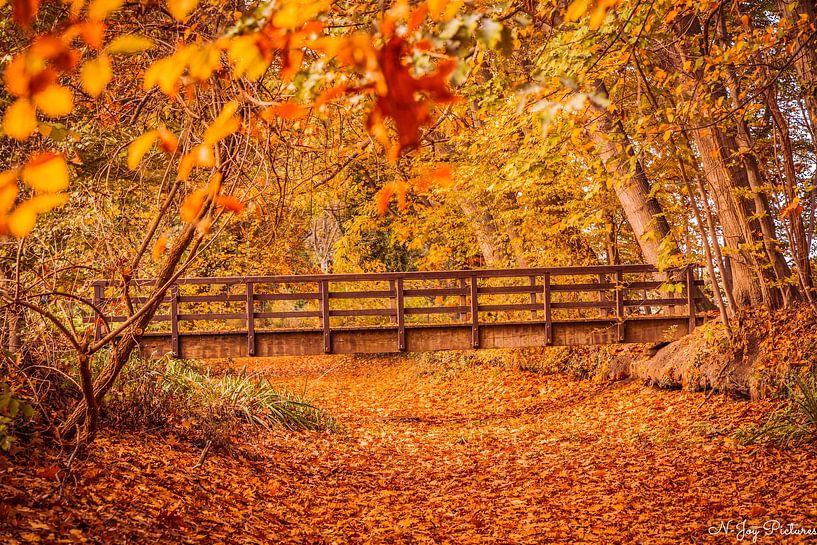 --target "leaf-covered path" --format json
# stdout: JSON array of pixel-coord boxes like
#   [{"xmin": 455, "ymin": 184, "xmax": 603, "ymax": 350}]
[{"xmin": 4, "ymin": 354, "xmax": 817, "ymax": 544}]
